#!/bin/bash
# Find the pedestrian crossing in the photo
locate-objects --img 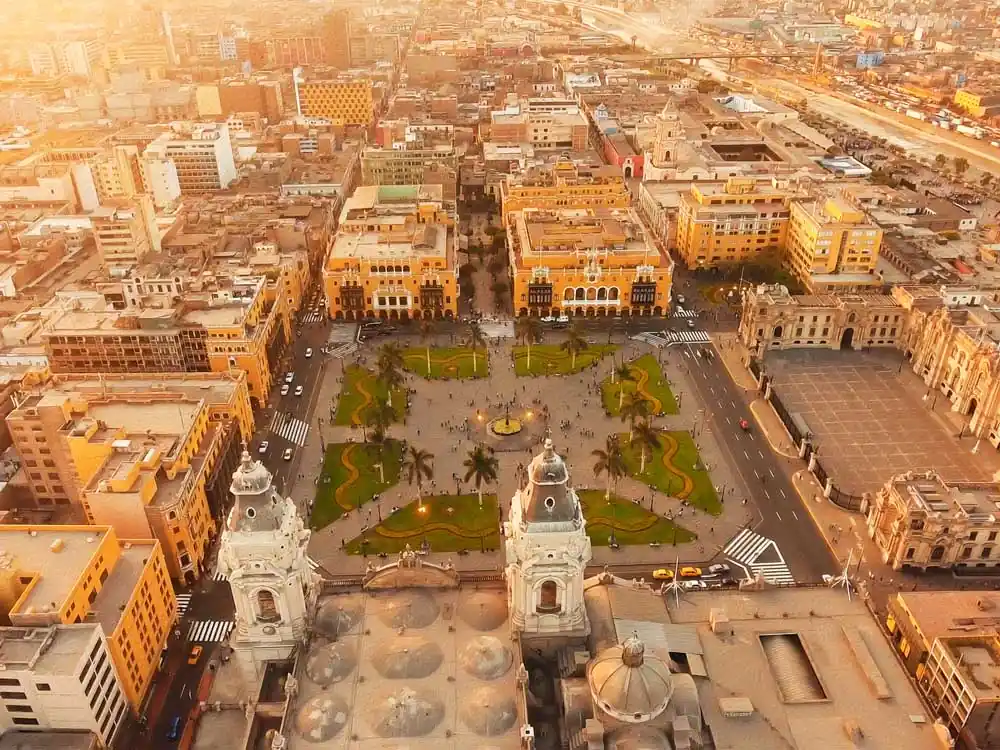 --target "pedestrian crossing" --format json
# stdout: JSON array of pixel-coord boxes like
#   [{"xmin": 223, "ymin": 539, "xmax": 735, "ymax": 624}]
[
  {"xmin": 269, "ymin": 412, "xmax": 310, "ymax": 446},
  {"xmin": 723, "ymin": 527, "xmax": 795, "ymax": 585},
  {"xmin": 328, "ymin": 342, "xmax": 358, "ymax": 359},
  {"xmin": 212, "ymin": 571, "xmax": 229, "ymax": 582},
  {"xmin": 301, "ymin": 311, "xmax": 325, "ymax": 324},
  {"xmin": 187, "ymin": 620, "xmax": 235, "ymax": 643},
  {"xmin": 666, "ymin": 330, "xmax": 712, "ymax": 345},
  {"xmin": 175, "ymin": 593, "xmax": 192, "ymax": 618},
  {"xmin": 631, "ymin": 331, "xmax": 671, "ymax": 347},
  {"xmin": 673, "ymin": 307, "xmax": 699, "ymax": 319}
]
